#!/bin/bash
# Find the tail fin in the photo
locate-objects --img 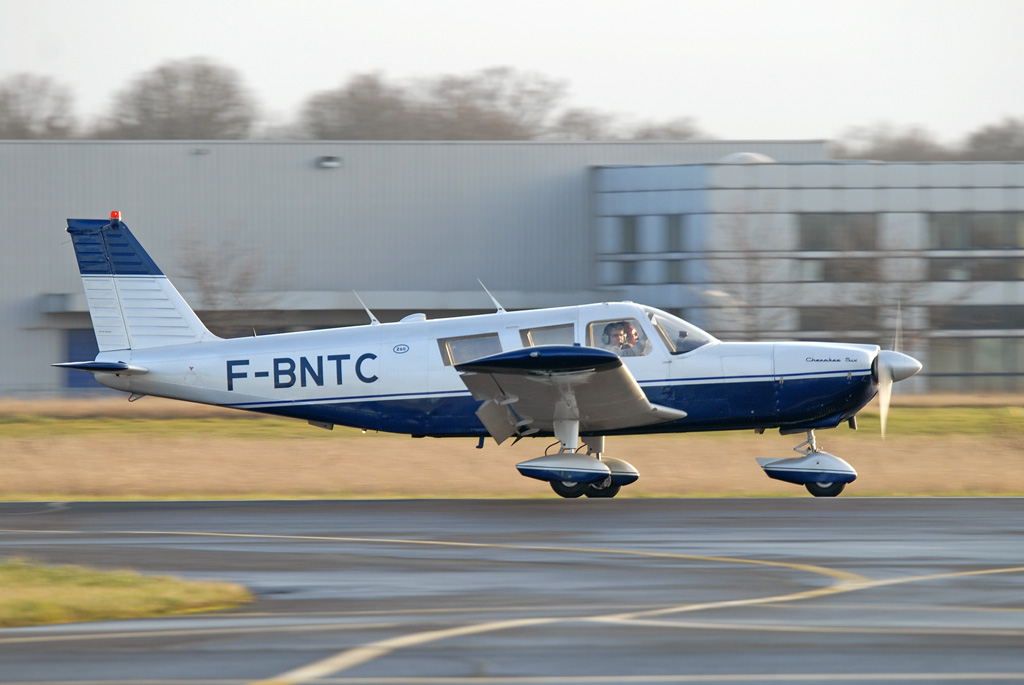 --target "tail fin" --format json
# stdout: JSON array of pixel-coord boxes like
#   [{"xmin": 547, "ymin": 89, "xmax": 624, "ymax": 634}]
[{"xmin": 66, "ymin": 213, "xmax": 218, "ymax": 351}]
